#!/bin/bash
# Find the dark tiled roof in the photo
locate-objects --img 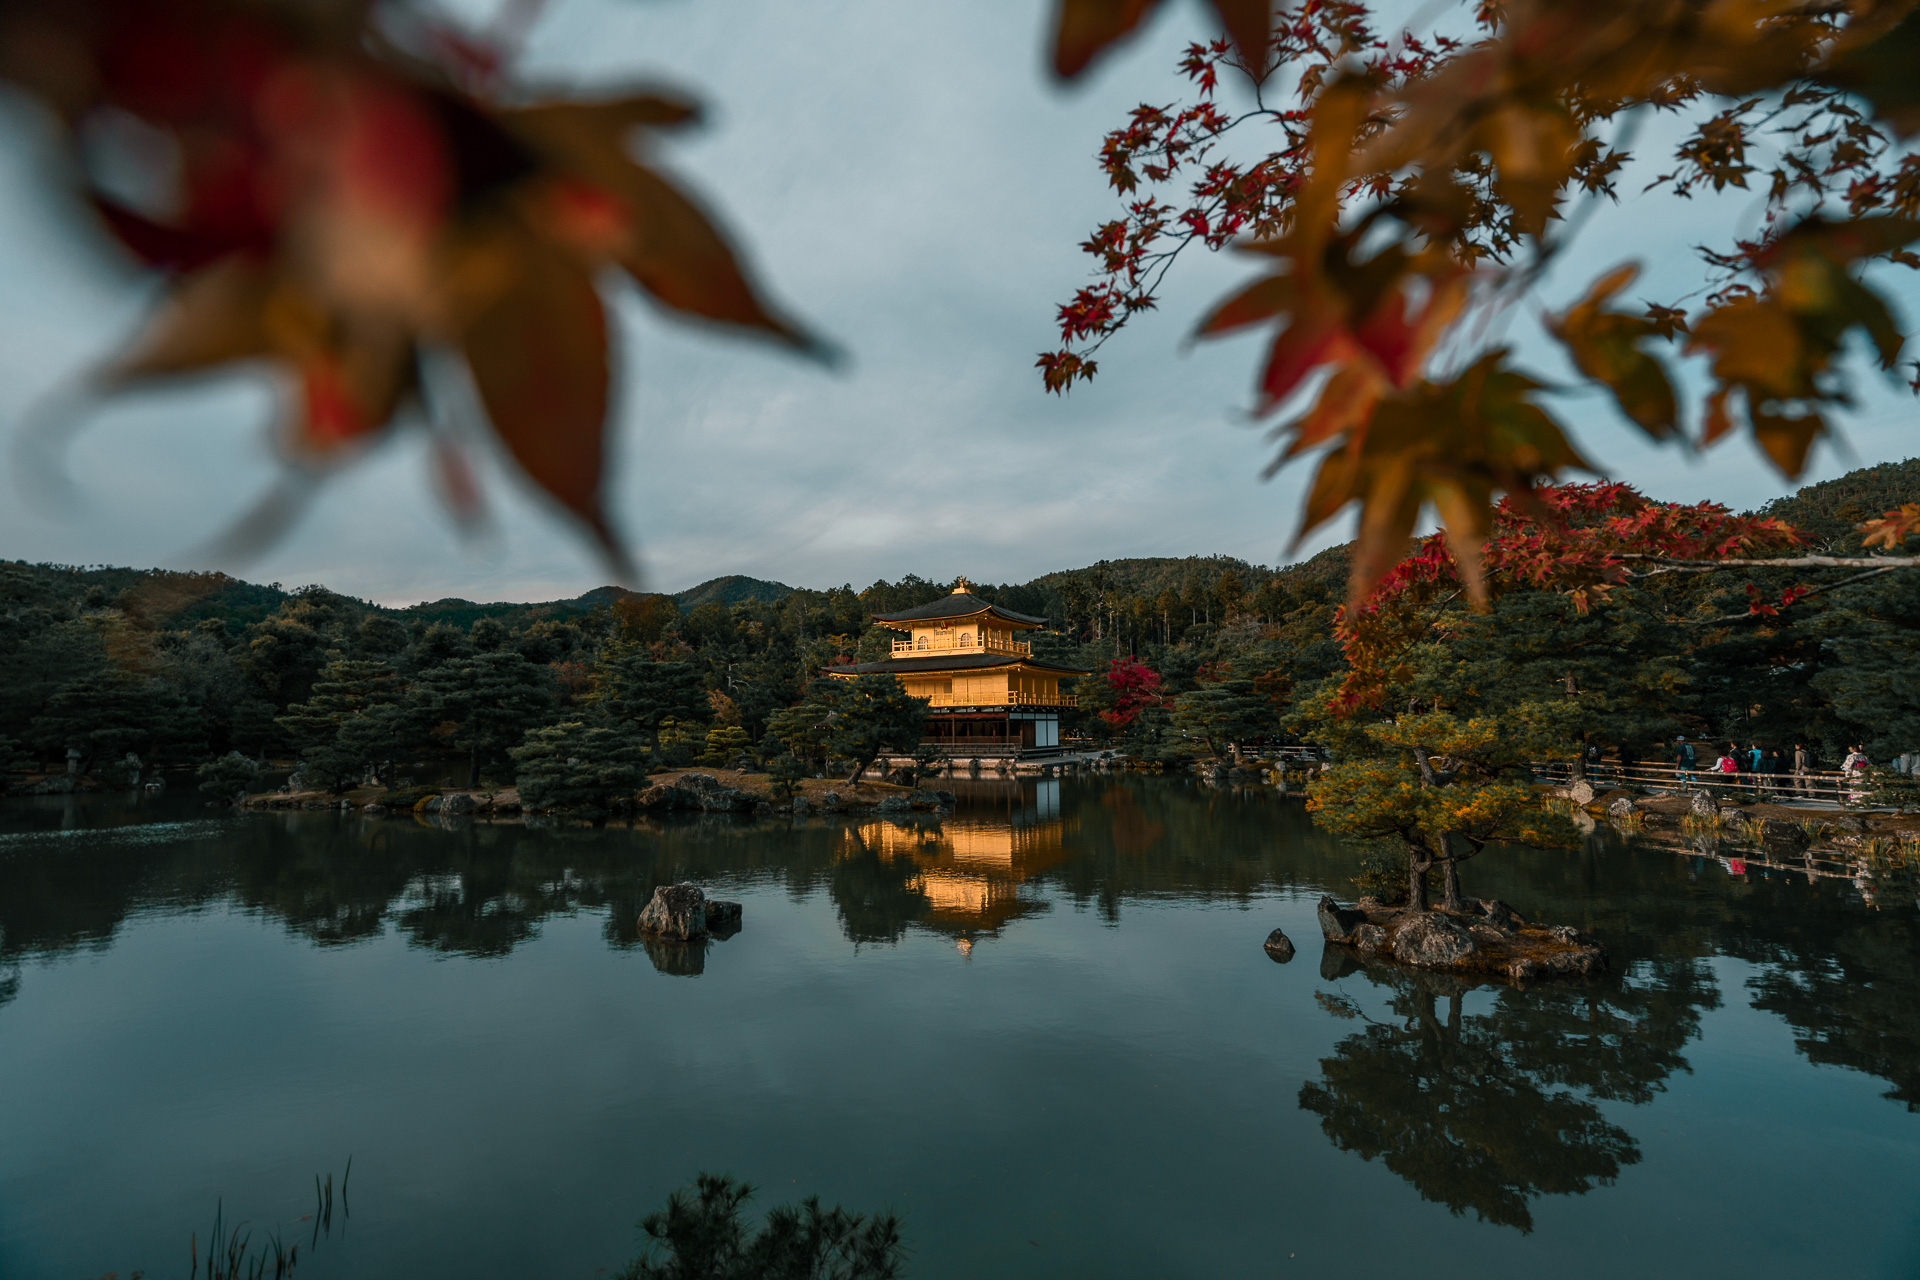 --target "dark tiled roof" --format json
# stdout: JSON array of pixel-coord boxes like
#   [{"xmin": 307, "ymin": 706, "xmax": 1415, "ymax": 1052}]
[
  {"xmin": 870, "ymin": 592, "xmax": 1046, "ymax": 627},
  {"xmin": 827, "ymin": 653, "xmax": 1090, "ymax": 676}
]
